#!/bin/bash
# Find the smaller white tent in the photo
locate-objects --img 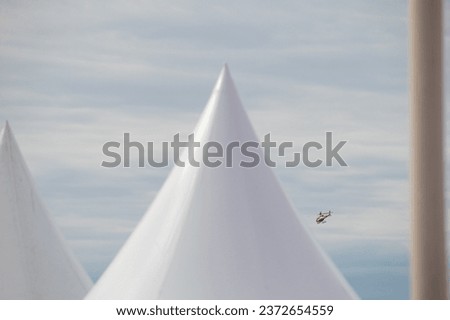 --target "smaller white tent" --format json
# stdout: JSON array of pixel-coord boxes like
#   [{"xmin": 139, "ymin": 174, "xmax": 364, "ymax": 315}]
[
  {"xmin": 0, "ymin": 122, "xmax": 92, "ymax": 299},
  {"xmin": 87, "ymin": 65, "xmax": 357, "ymax": 299}
]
